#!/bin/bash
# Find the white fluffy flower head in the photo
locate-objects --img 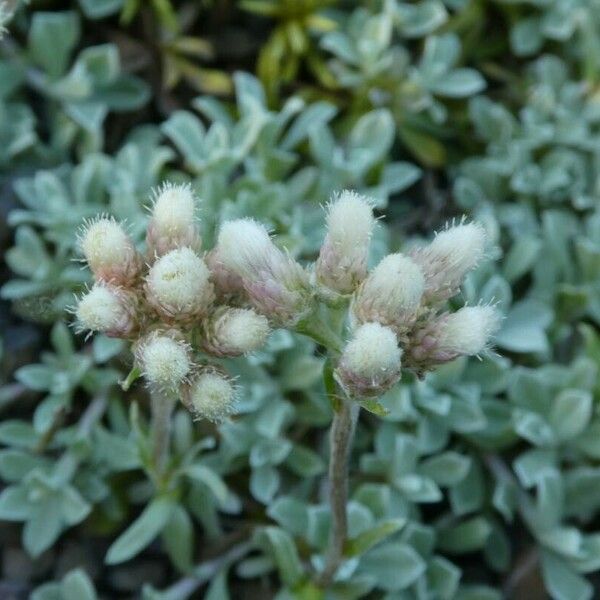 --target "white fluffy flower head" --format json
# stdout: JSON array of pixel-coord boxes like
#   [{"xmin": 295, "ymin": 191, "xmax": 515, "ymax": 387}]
[
  {"xmin": 343, "ymin": 322, "xmax": 401, "ymax": 379},
  {"xmin": 79, "ymin": 217, "xmax": 138, "ymax": 284},
  {"xmin": 136, "ymin": 333, "xmax": 191, "ymax": 391},
  {"xmin": 188, "ymin": 371, "xmax": 235, "ymax": 422},
  {"xmin": 217, "ymin": 218, "xmax": 275, "ymax": 278},
  {"xmin": 437, "ymin": 305, "xmax": 501, "ymax": 356},
  {"xmin": 216, "ymin": 218, "xmax": 311, "ymax": 325},
  {"xmin": 146, "ymin": 247, "xmax": 213, "ymax": 319},
  {"xmin": 75, "ymin": 284, "xmax": 132, "ymax": 336},
  {"xmin": 414, "ymin": 221, "xmax": 487, "ymax": 301},
  {"xmin": 325, "ymin": 191, "xmax": 375, "ymax": 257},
  {"xmin": 147, "ymin": 183, "xmax": 201, "ymax": 255},
  {"xmin": 151, "ymin": 183, "xmax": 196, "ymax": 230},
  {"xmin": 204, "ymin": 307, "xmax": 270, "ymax": 357},
  {"xmin": 316, "ymin": 191, "xmax": 375, "ymax": 294},
  {"xmin": 352, "ymin": 253, "xmax": 424, "ymax": 333}
]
